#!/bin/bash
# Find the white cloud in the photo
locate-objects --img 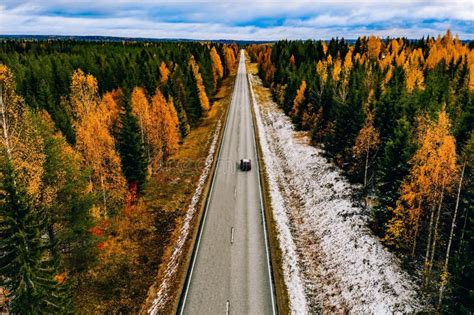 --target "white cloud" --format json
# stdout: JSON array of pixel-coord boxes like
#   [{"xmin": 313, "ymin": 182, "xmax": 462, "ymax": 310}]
[{"xmin": 0, "ymin": 0, "xmax": 472, "ymax": 40}]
